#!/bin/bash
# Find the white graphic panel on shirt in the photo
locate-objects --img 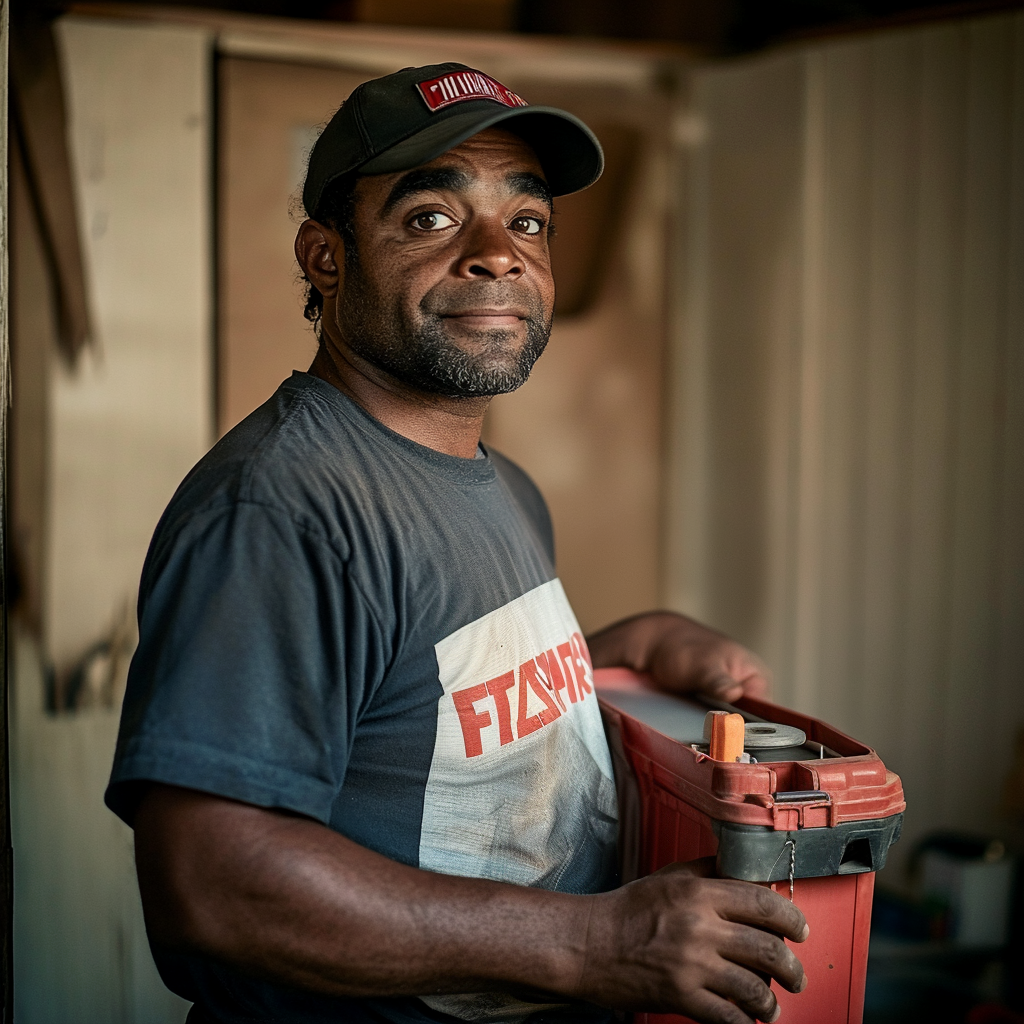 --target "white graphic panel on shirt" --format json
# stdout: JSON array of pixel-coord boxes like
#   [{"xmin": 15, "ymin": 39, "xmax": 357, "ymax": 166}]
[{"xmin": 418, "ymin": 579, "xmax": 618, "ymax": 1022}]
